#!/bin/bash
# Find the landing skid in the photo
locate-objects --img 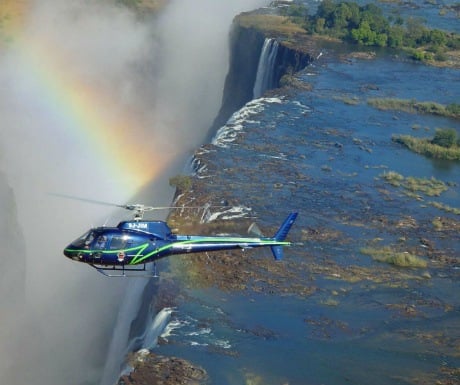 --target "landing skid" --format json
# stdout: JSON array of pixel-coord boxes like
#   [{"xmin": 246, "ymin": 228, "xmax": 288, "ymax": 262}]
[{"xmin": 90, "ymin": 262, "xmax": 159, "ymax": 278}]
